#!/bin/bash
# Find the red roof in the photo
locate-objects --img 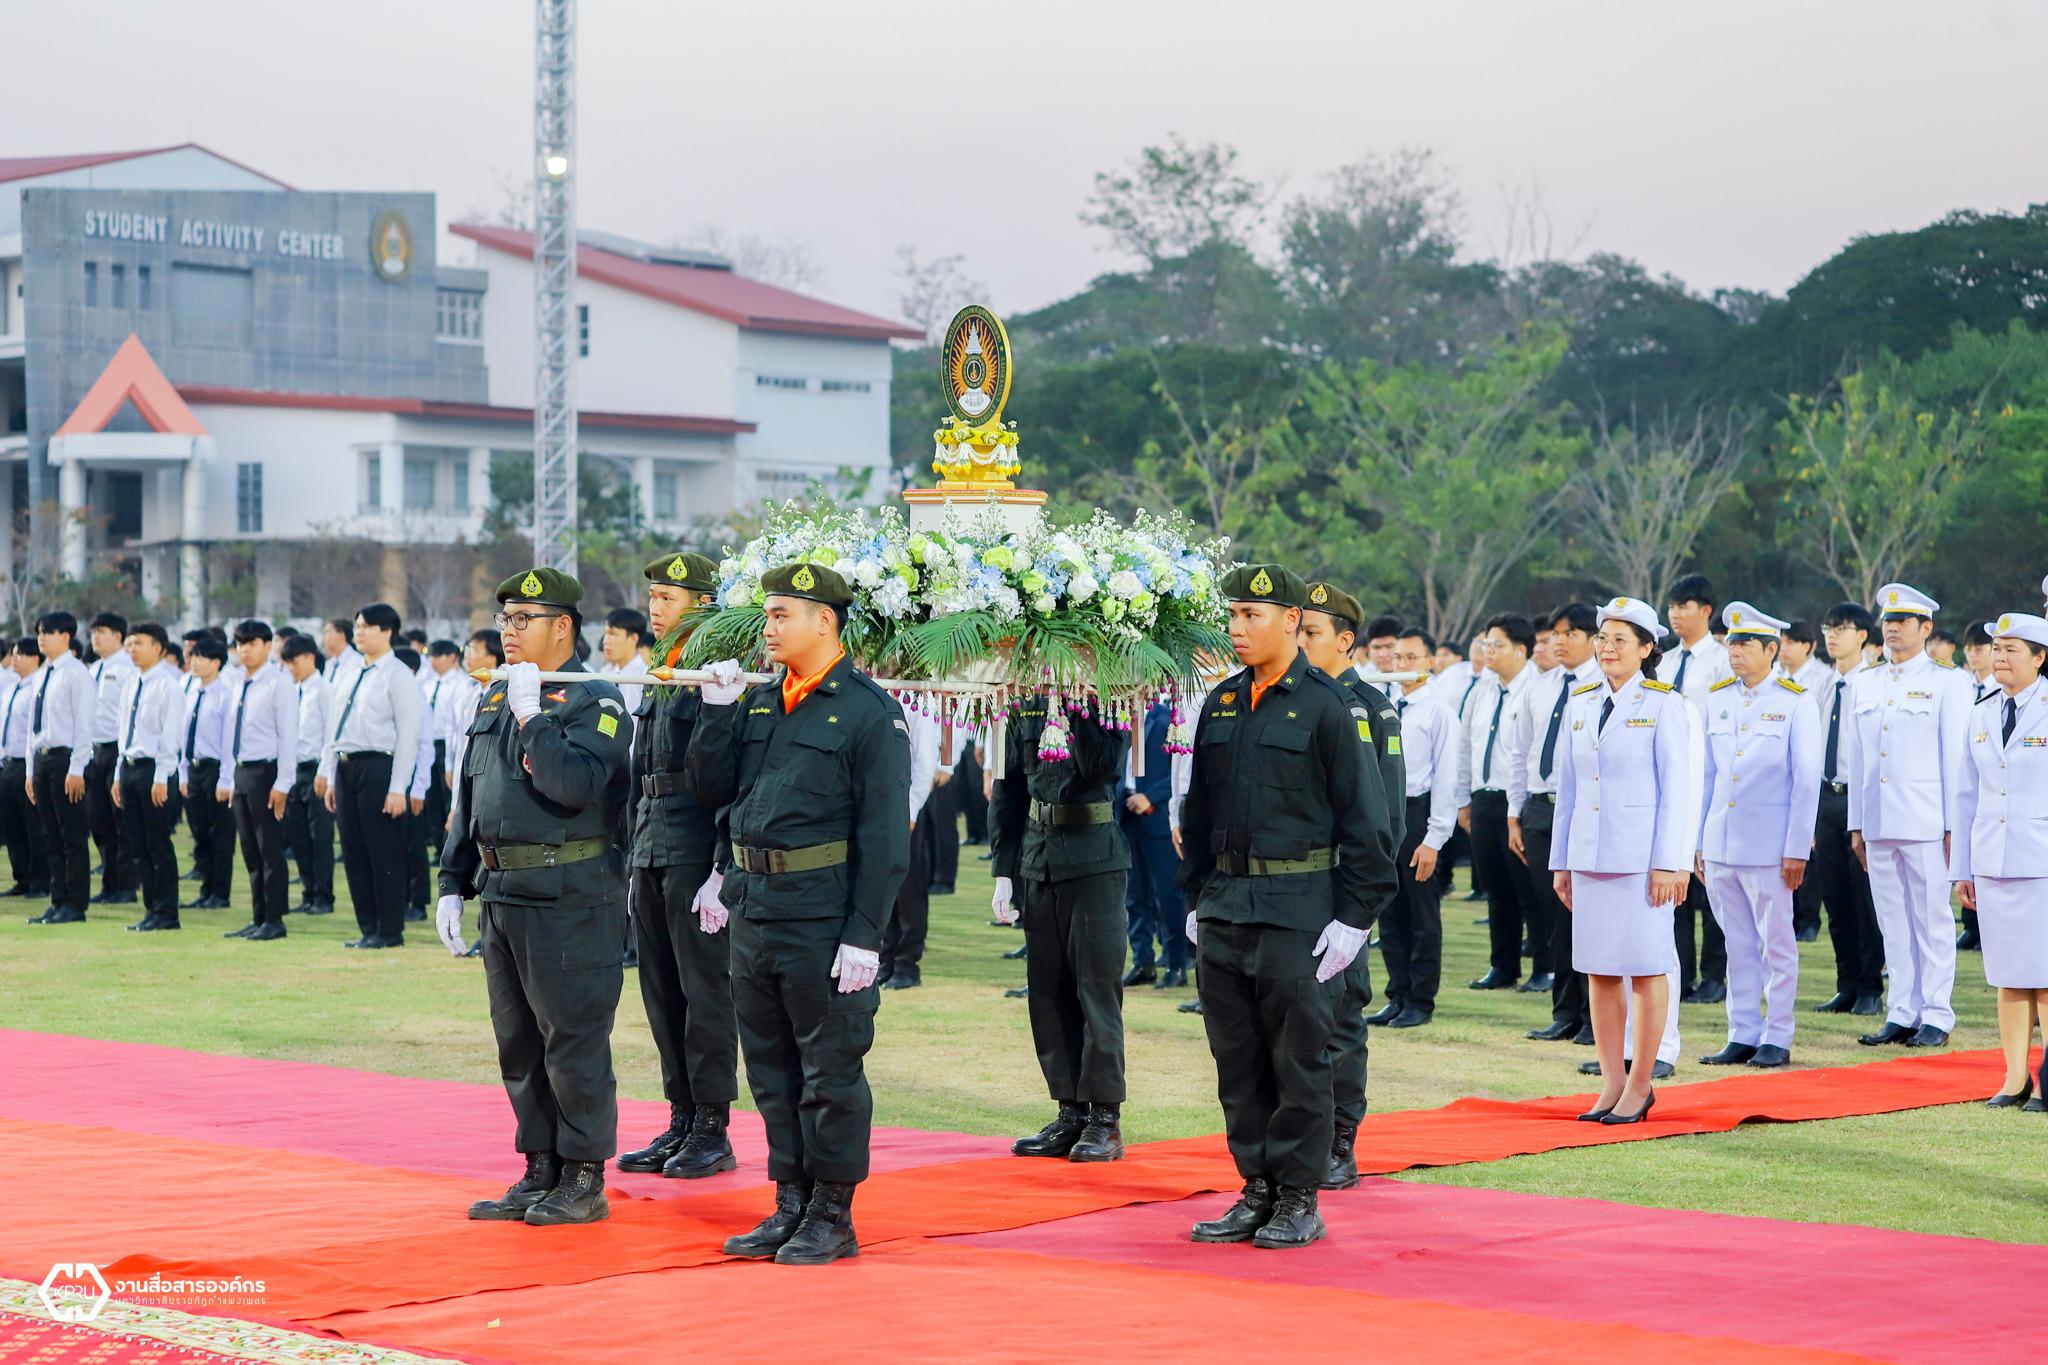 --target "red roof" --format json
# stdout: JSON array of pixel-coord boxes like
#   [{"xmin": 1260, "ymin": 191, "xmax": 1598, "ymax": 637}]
[
  {"xmin": 178, "ymin": 385, "xmax": 753, "ymax": 436},
  {"xmin": 0, "ymin": 143, "xmax": 293, "ymax": 189},
  {"xmin": 453, "ymin": 223, "xmax": 922, "ymax": 343}
]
